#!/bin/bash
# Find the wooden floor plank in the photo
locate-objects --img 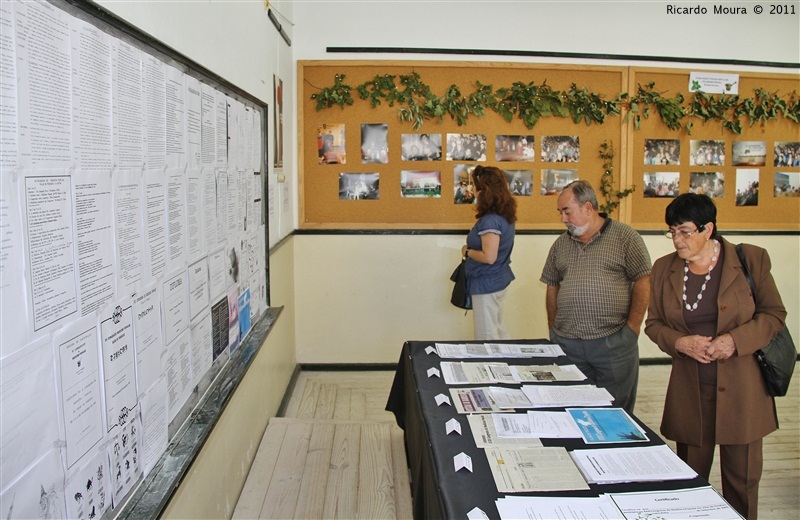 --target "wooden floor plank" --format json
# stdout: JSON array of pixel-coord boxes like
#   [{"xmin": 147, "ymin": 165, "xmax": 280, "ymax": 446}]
[
  {"xmin": 232, "ymin": 419, "xmax": 288, "ymax": 519},
  {"xmin": 259, "ymin": 420, "xmax": 313, "ymax": 519},
  {"xmin": 333, "ymin": 387, "xmax": 352, "ymax": 419},
  {"xmin": 315, "ymin": 383, "xmax": 337, "ymax": 419},
  {"xmin": 294, "ymin": 421, "xmax": 336, "ymax": 519},
  {"xmin": 322, "ymin": 423, "xmax": 361, "ymax": 519},
  {"xmin": 296, "ymin": 379, "xmax": 321, "ymax": 419},
  {"xmin": 350, "ymin": 391, "xmax": 366, "ymax": 420},
  {"xmin": 390, "ymin": 425, "xmax": 413, "ymax": 520},
  {"xmin": 358, "ymin": 423, "xmax": 397, "ymax": 520}
]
